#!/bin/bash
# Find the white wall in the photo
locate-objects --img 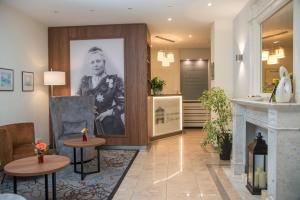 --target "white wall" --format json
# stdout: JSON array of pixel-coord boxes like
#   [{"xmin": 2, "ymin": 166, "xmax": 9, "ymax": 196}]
[
  {"xmin": 0, "ymin": 4, "xmax": 49, "ymax": 142},
  {"xmin": 179, "ymin": 48, "xmax": 210, "ymax": 60},
  {"xmin": 233, "ymin": 3, "xmax": 251, "ymax": 98},
  {"xmin": 211, "ymin": 20, "xmax": 234, "ymax": 96}
]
